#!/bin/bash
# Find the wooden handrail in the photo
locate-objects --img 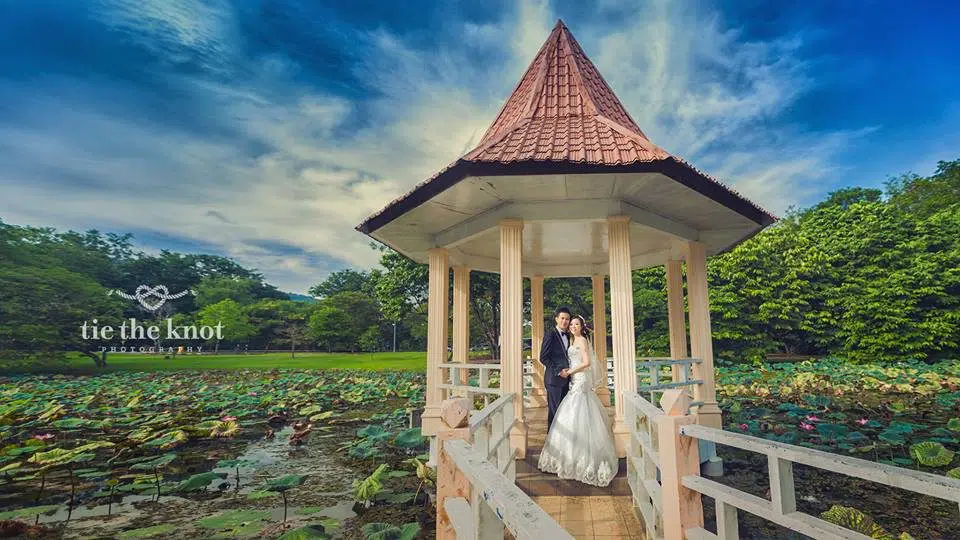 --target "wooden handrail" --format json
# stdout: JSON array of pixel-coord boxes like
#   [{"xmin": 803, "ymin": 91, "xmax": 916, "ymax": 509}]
[
  {"xmin": 444, "ymin": 439, "xmax": 574, "ymax": 539},
  {"xmin": 681, "ymin": 424, "xmax": 960, "ymax": 503},
  {"xmin": 468, "ymin": 393, "xmax": 513, "ymax": 433},
  {"xmin": 438, "ymin": 362, "xmax": 503, "ymax": 370}
]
